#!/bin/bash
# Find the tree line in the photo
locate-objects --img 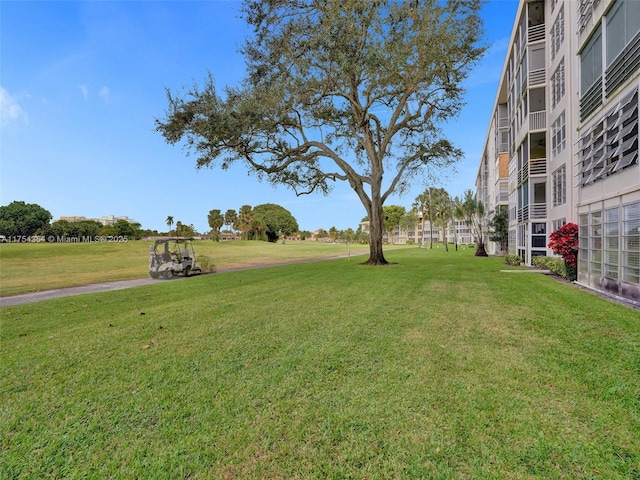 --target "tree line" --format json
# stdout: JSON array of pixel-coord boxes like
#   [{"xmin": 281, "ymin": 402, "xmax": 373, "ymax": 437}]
[
  {"xmin": 379, "ymin": 188, "xmax": 508, "ymax": 256},
  {"xmin": 203, "ymin": 205, "xmax": 376, "ymax": 243},
  {"xmin": 0, "ymin": 201, "xmax": 144, "ymax": 240},
  {"xmin": 2, "ymin": 190, "xmax": 505, "ymax": 251},
  {"xmin": 169, "ymin": 203, "xmax": 301, "ymax": 242}
]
